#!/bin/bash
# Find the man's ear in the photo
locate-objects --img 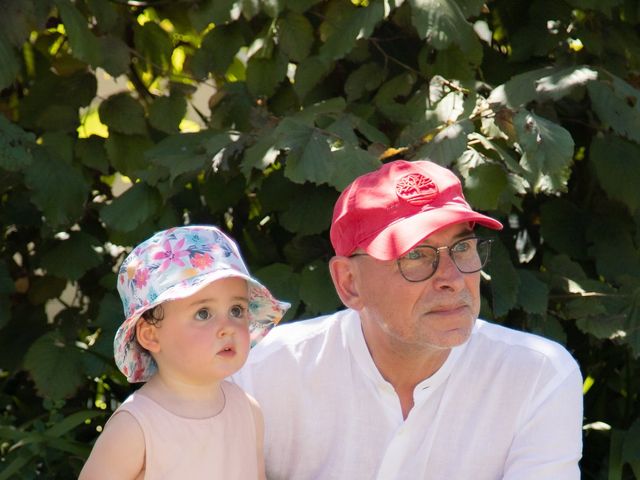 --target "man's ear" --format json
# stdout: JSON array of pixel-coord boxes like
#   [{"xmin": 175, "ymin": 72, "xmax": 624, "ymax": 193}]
[
  {"xmin": 329, "ymin": 256, "xmax": 364, "ymax": 311},
  {"xmin": 136, "ymin": 319, "xmax": 161, "ymax": 353}
]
